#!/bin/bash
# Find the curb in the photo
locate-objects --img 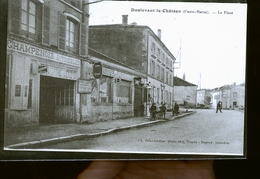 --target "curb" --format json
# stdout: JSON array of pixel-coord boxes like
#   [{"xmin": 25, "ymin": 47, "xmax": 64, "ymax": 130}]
[{"xmin": 5, "ymin": 111, "xmax": 196, "ymax": 149}]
